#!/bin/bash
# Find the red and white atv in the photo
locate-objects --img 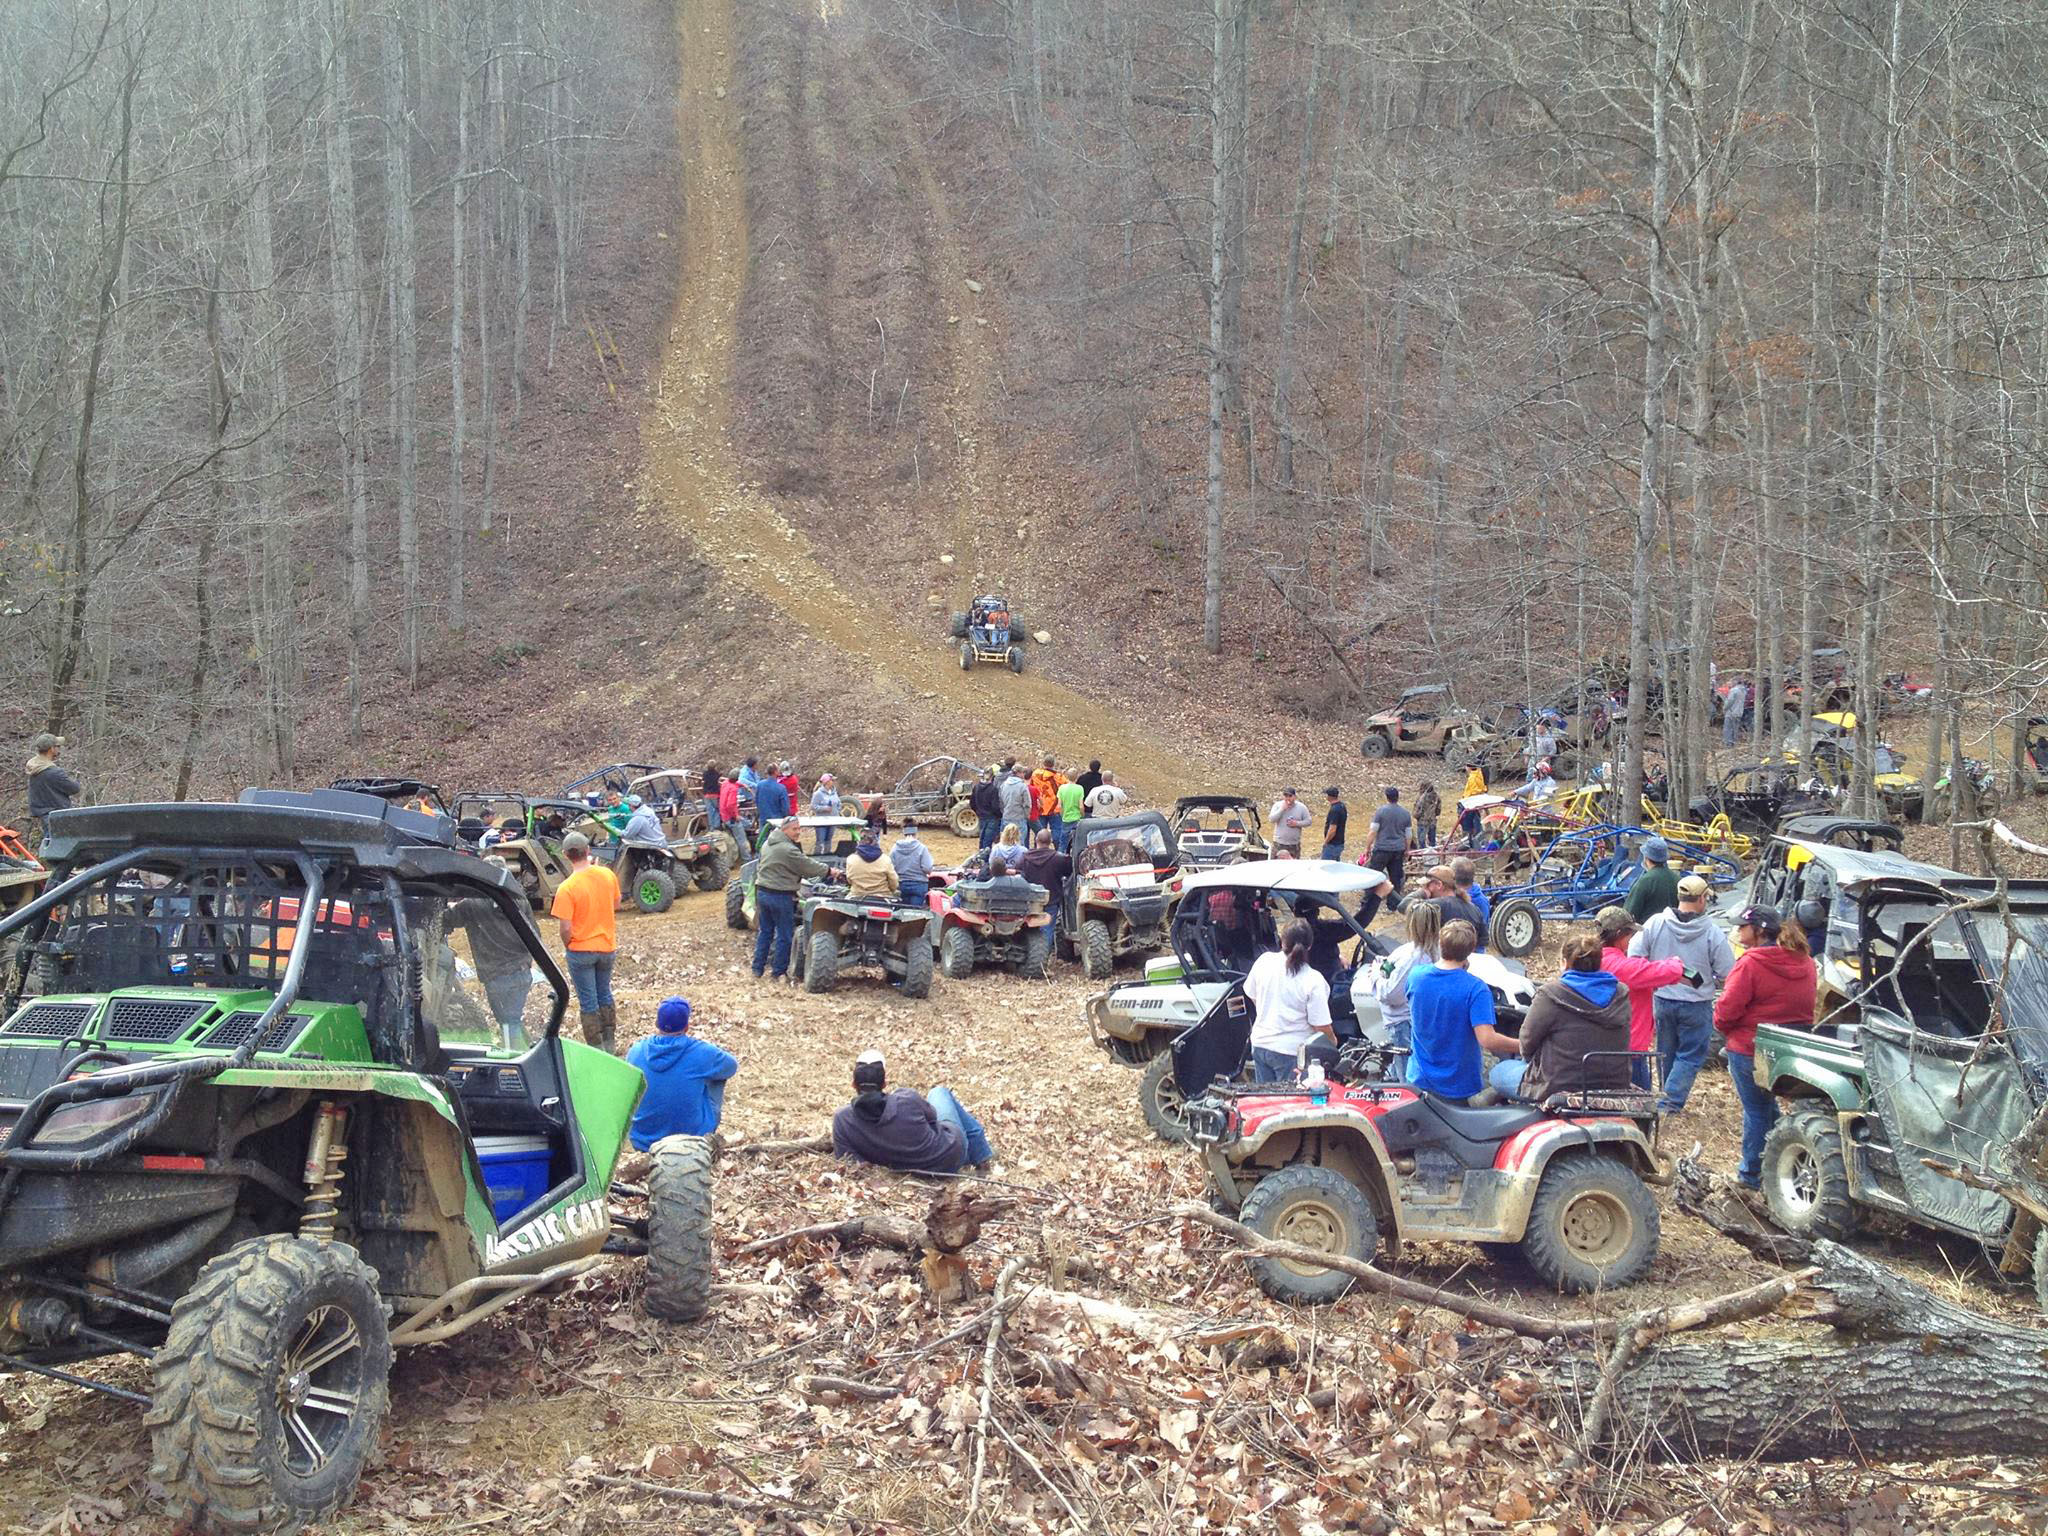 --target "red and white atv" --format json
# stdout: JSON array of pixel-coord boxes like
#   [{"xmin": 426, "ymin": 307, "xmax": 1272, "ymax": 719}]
[{"xmin": 1180, "ymin": 1014, "xmax": 1665, "ymax": 1301}]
